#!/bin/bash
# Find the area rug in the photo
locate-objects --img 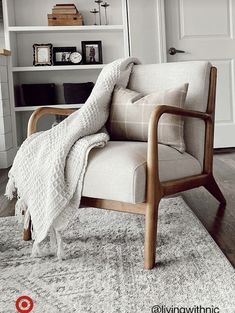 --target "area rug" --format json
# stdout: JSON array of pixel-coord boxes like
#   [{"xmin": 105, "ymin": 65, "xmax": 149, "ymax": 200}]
[{"xmin": 0, "ymin": 197, "xmax": 234, "ymax": 313}]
